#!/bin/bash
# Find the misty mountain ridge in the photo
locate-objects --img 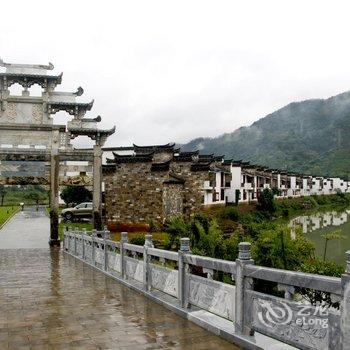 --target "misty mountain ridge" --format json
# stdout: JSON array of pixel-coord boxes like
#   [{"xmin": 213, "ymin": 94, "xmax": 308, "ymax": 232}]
[{"xmin": 181, "ymin": 91, "xmax": 350, "ymax": 179}]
